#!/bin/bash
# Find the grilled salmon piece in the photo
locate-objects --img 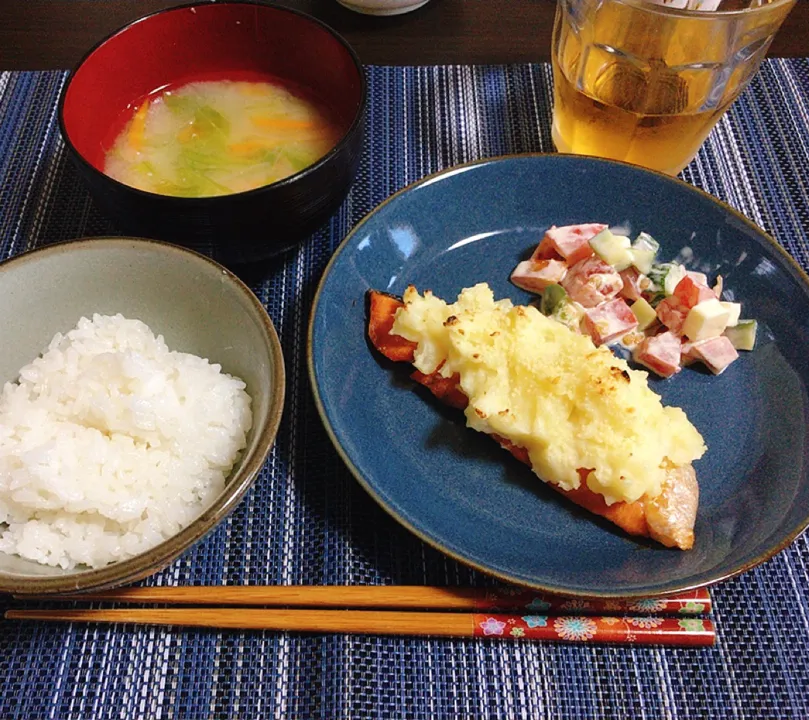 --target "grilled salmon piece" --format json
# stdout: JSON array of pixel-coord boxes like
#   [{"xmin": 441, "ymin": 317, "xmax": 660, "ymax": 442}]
[{"xmin": 367, "ymin": 289, "xmax": 698, "ymax": 550}]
